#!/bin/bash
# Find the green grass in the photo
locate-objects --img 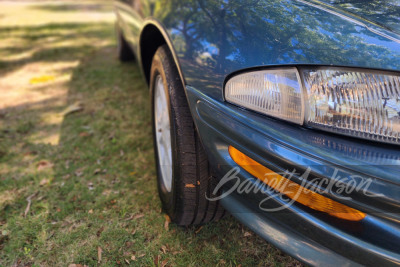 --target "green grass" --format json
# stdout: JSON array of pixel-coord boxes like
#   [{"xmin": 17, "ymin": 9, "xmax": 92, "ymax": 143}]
[{"xmin": 0, "ymin": 1, "xmax": 300, "ymax": 266}]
